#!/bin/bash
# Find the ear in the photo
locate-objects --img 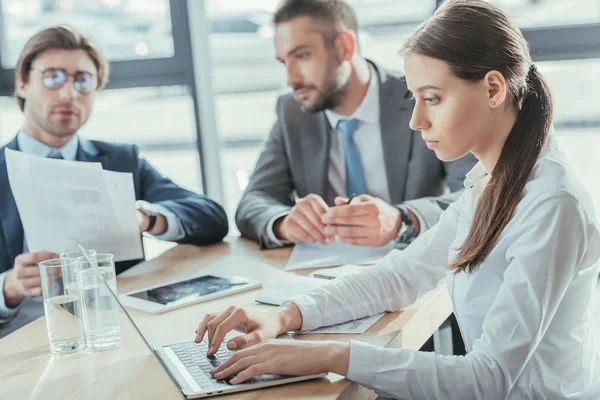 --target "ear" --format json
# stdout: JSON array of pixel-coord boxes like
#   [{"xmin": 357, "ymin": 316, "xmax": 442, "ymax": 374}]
[
  {"xmin": 333, "ymin": 31, "xmax": 356, "ymax": 62},
  {"xmin": 15, "ymin": 78, "xmax": 30, "ymax": 100},
  {"xmin": 483, "ymin": 70, "xmax": 508, "ymax": 108}
]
